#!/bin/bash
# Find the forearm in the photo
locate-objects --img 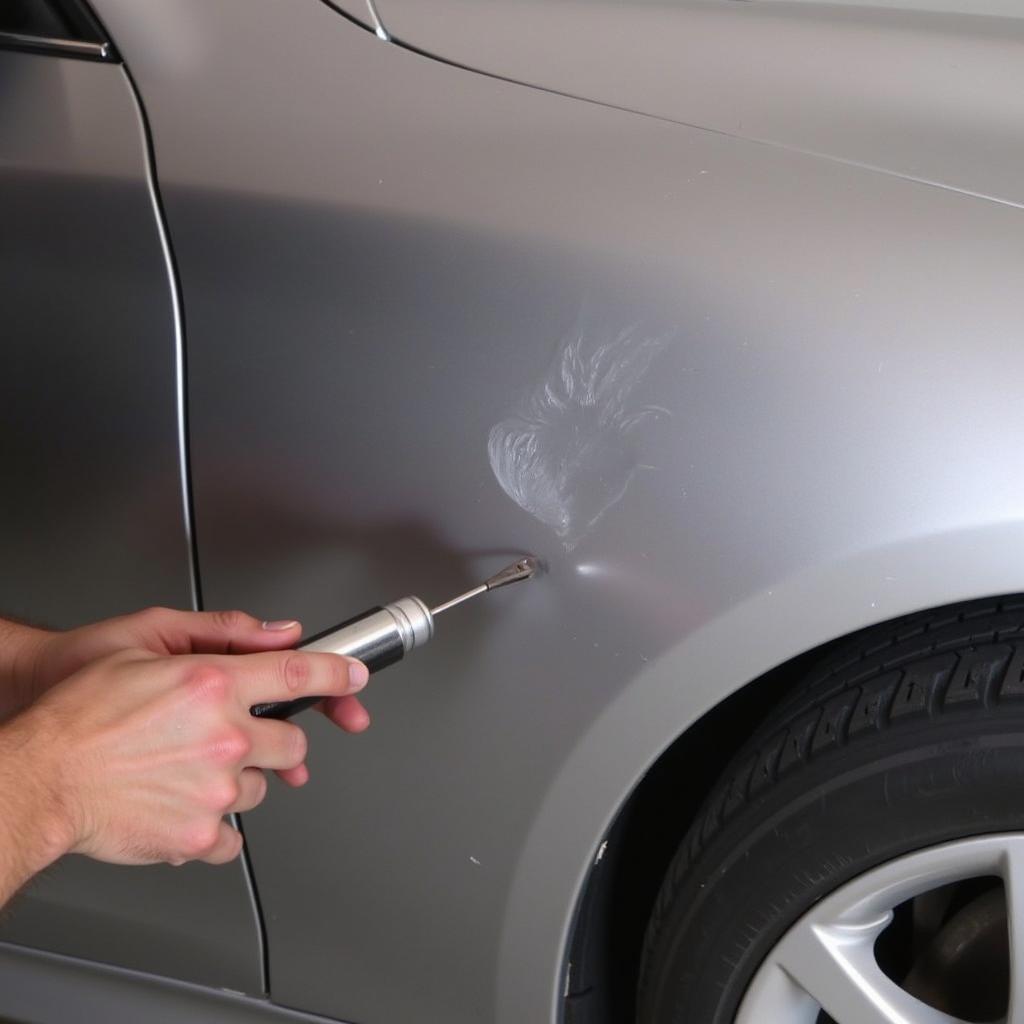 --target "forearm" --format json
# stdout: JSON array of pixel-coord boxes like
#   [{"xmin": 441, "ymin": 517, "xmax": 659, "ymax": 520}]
[
  {"xmin": 0, "ymin": 618, "xmax": 50, "ymax": 720},
  {"xmin": 0, "ymin": 712, "xmax": 71, "ymax": 909}
]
